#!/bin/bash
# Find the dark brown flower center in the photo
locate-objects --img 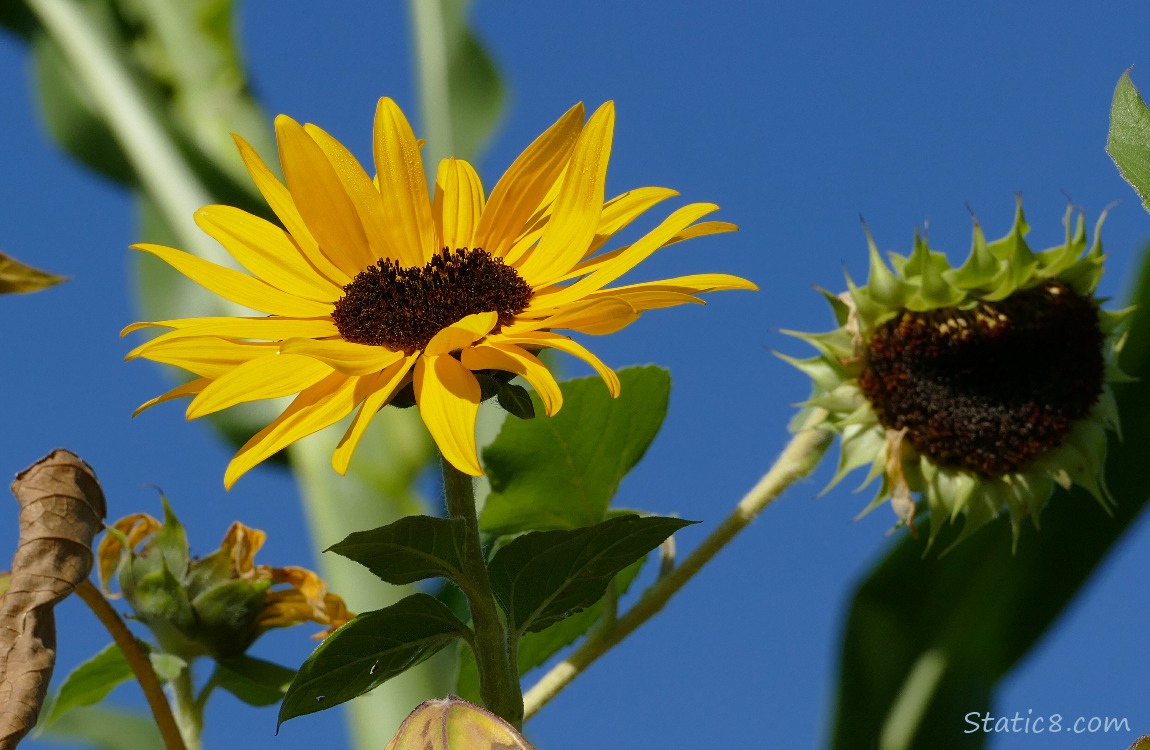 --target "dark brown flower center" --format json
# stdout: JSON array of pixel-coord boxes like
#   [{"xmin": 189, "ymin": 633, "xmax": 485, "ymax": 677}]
[
  {"xmin": 858, "ymin": 281, "xmax": 1105, "ymax": 477},
  {"xmin": 331, "ymin": 248, "xmax": 533, "ymax": 353}
]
